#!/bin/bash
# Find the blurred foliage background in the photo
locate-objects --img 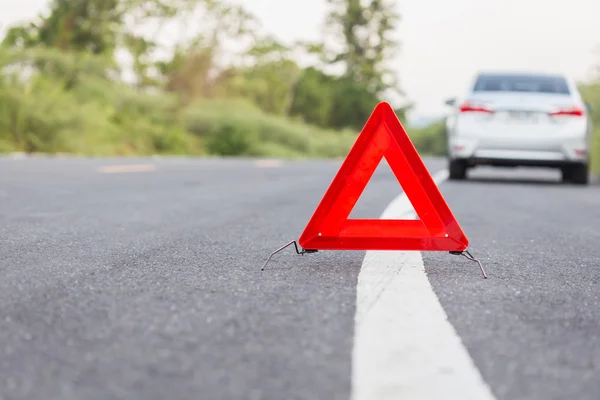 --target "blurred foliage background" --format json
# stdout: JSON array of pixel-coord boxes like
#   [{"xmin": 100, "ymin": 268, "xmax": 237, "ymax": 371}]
[
  {"xmin": 0, "ymin": 0, "xmax": 597, "ymax": 171},
  {"xmin": 580, "ymin": 79, "xmax": 600, "ymax": 173}
]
